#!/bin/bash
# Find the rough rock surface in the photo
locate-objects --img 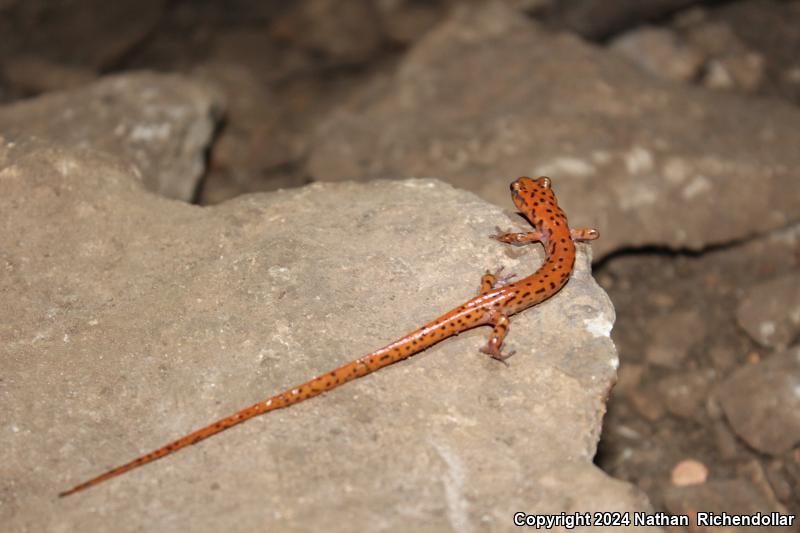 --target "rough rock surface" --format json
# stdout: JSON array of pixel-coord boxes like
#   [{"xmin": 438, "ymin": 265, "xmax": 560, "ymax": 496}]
[
  {"xmin": 716, "ymin": 347, "xmax": 800, "ymax": 456},
  {"xmin": 0, "ymin": 140, "xmax": 658, "ymax": 532},
  {"xmin": 308, "ymin": 3, "xmax": 800, "ymax": 257},
  {"xmin": 736, "ymin": 273, "xmax": 800, "ymax": 349},
  {"xmin": 0, "ymin": 72, "xmax": 223, "ymax": 201}
]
